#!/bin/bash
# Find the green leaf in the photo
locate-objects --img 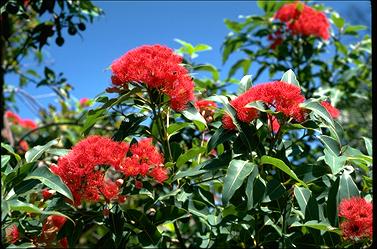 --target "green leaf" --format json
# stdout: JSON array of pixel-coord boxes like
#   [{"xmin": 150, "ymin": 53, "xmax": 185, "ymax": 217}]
[
  {"xmin": 331, "ymin": 13, "xmax": 345, "ymax": 29},
  {"xmin": 265, "ymin": 179, "xmax": 286, "ymax": 202},
  {"xmin": 81, "ymin": 108, "xmax": 106, "ymax": 135},
  {"xmin": 8, "ymin": 199, "xmax": 72, "ymax": 221},
  {"xmin": 245, "ymin": 165, "xmax": 259, "ymax": 210},
  {"xmin": 227, "ymin": 59, "xmax": 251, "ymax": 80},
  {"xmin": 24, "ymin": 166, "xmax": 73, "ymax": 201},
  {"xmin": 1, "ymin": 143, "xmax": 21, "ymax": 163},
  {"xmin": 206, "ymin": 127, "xmax": 235, "ymax": 153},
  {"xmin": 1, "ymin": 155, "xmax": 11, "ymax": 169},
  {"xmin": 294, "ymin": 186, "xmax": 311, "ymax": 214},
  {"xmin": 319, "ymin": 135, "xmax": 341, "ymax": 156},
  {"xmin": 362, "ymin": 137, "xmax": 372, "ymax": 156},
  {"xmin": 176, "ymin": 147, "xmax": 206, "ymax": 167},
  {"xmin": 222, "ymin": 160, "xmax": 255, "ymax": 205},
  {"xmin": 181, "ymin": 103, "xmax": 207, "ymax": 131},
  {"xmin": 124, "ymin": 209, "xmax": 161, "ymax": 246},
  {"xmin": 167, "ymin": 122, "xmax": 192, "ymax": 138},
  {"xmin": 281, "ymin": 69, "xmax": 300, "ymax": 87},
  {"xmin": 112, "ymin": 113, "xmax": 147, "ymax": 141},
  {"xmin": 193, "ymin": 64, "xmax": 219, "ymax": 81},
  {"xmin": 238, "ymin": 75, "xmax": 253, "ymax": 93},
  {"xmin": 291, "ymin": 221, "xmax": 341, "ymax": 235},
  {"xmin": 300, "ymin": 100, "xmax": 334, "ymax": 127},
  {"xmin": 260, "ymin": 156, "xmax": 307, "ymax": 187},
  {"xmin": 344, "ymin": 25, "xmax": 366, "ymax": 34},
  {"xmin": 327, "ymin": 177, "xmax": 340, "ymax": 226},
  {"xmin": 25, "ymin": 139, "xmax": 58, "ymax": 163},
  {"xmin": 173, "ymin": 166, "xmax": 206, "ymax": 181},
  {"xmin": 323, "ymin": 148, "xmax": 346, "ymax": 175},
  {"xmin": 194, "ymin": 44, "xmax": 212, "ymax": 52},
  {"xmin": 154, "ymin": 206, "xmax": 189, "ymax": 225},
  {"xmin": 338, "ymin": 170, "xmax": 359, "ymax": 201}
]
